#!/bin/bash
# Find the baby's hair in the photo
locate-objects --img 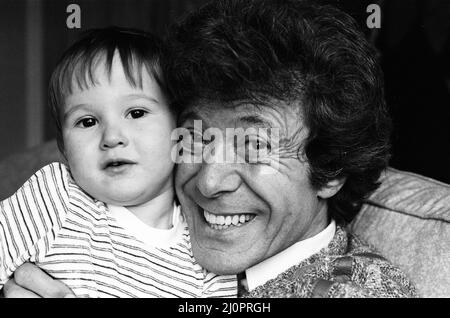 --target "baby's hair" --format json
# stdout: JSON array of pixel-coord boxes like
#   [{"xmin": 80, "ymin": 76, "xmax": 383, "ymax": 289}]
[{"xmin": 48, "ymin": 26, "xmax": 169, "ymax": 153}]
